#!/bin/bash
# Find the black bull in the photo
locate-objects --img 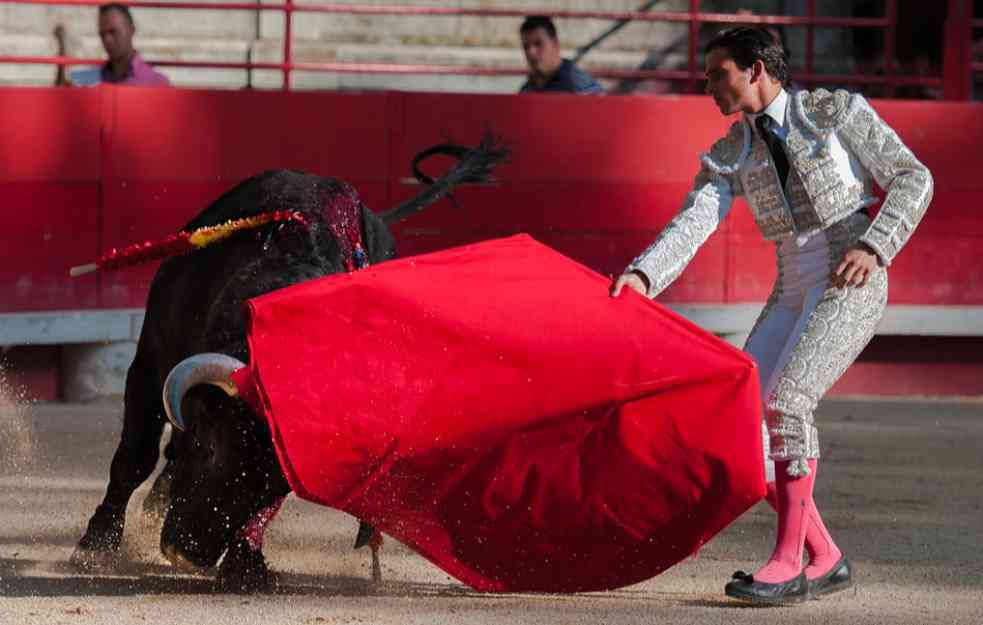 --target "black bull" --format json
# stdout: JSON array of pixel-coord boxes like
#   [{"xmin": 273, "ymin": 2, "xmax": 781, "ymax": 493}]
[{"xmin": 70, "ymin": 139, "xmax": 507, "ymax": 590}]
